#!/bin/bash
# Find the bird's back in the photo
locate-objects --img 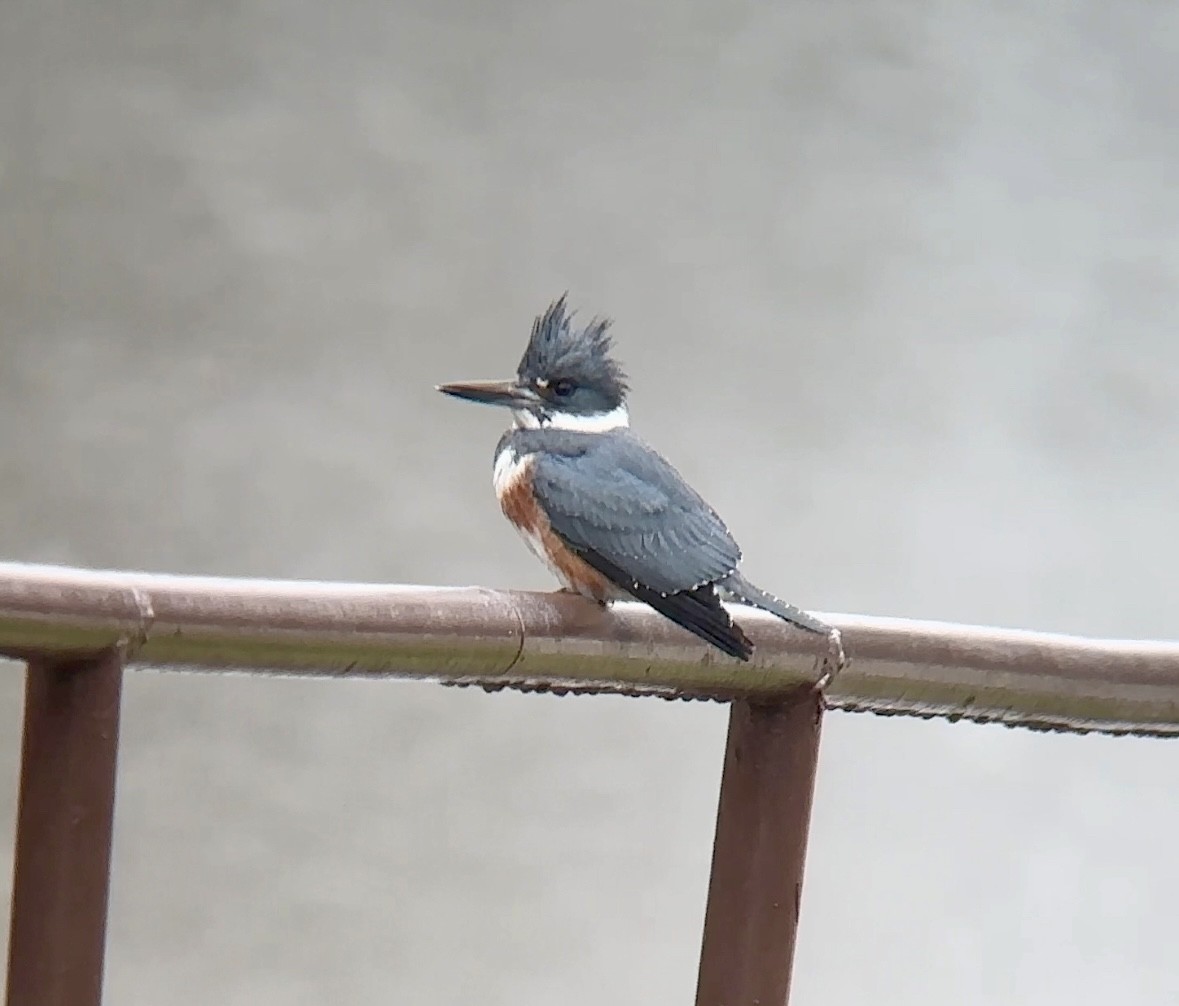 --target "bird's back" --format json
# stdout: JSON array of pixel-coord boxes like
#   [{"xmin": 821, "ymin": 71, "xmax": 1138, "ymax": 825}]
[{"xmin": 496, "ymin": 426, "xmax": 742, "ymax": 596}]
